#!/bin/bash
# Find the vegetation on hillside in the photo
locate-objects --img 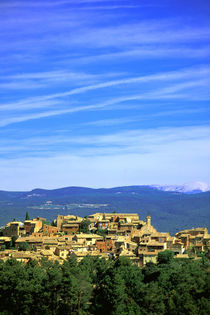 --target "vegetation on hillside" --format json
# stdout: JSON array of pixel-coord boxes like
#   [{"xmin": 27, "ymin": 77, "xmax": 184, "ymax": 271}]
[{"xmin": 0, "ymin": 252, "xmax": 209, "ymax": 314}]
